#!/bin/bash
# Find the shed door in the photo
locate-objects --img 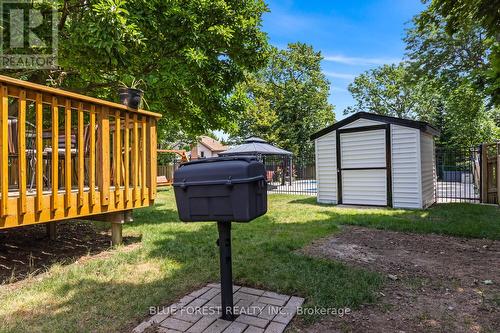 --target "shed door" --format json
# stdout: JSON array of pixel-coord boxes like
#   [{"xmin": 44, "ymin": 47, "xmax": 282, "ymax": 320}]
[{"xmin": 337, "ymin": 125, "xmax": 392, "ymax": 206}]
